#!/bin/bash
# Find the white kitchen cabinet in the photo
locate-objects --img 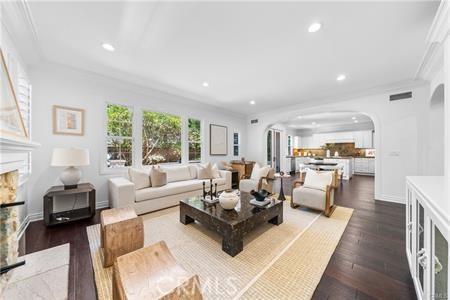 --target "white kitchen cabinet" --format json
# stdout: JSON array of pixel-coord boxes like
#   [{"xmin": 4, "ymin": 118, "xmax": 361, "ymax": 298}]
[
  {"xmin": 300, "ymin": 136, "xmax": 313, "ymax": 148},
  {"xmin": 406, "ymin": 177, "xmax": 448, "ymax": 300},
  {"xmin": 354, "ymin": 157, "xmax": 374, "ymax": 175},
  {"xmin": 353, "ymin": 130, "xmax": 373, "ymax": 148}
]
